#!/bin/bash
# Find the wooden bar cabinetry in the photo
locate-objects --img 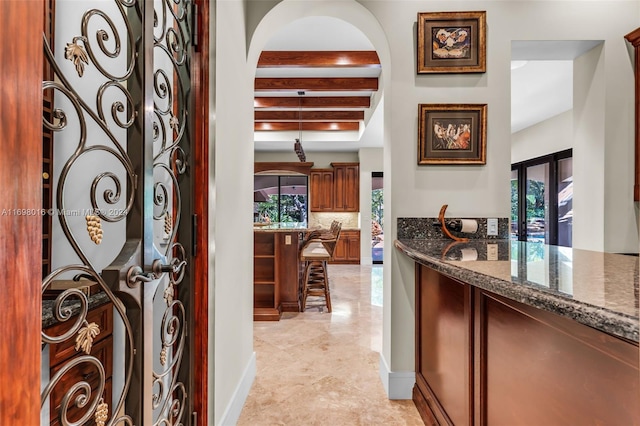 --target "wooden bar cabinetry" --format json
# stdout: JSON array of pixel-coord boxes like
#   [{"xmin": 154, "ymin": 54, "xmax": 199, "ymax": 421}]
[
  {"xmin": 46, "ymin": 301, "xmax": 114, "ymax": 426},
  {"xmin": 254, "ymin": 230, "xmax": 302, "ymax": 320},
  {"xmin": 414, "ymin": 264, "xmax": 640, "ymax": 425}
]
